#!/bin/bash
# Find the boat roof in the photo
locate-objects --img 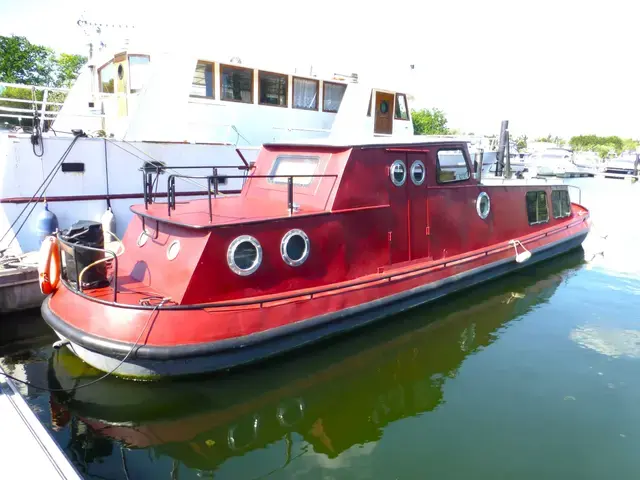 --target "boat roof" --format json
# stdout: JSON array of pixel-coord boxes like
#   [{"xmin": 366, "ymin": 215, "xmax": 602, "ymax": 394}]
[{"xmin": 263, "ymin": 135, "xmax": 471, "ymax": 149}]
